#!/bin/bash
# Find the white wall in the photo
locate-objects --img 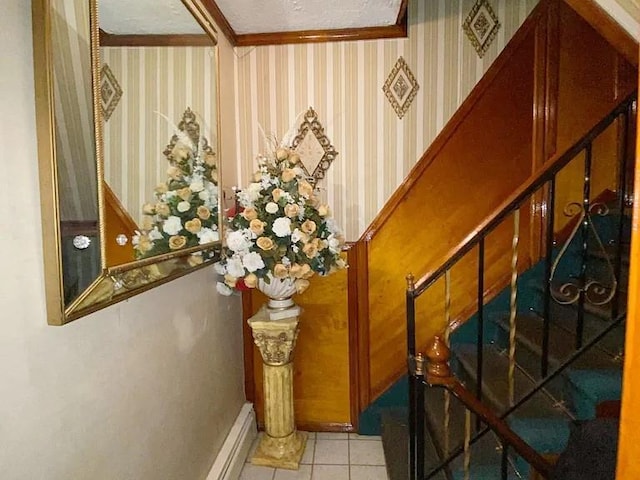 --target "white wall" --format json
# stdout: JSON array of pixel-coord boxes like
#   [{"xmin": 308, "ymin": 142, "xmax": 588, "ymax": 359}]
[{"xmin": 0, "ymin": 1, "xmax": 245, "ymax": 479}]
